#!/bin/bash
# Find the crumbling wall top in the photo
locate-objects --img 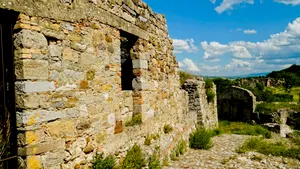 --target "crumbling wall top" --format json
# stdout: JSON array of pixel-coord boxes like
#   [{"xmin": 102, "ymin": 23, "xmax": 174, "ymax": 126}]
[{"xmin": 0, "ymin": 0, "xmax": 169, "ymax": 40}]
